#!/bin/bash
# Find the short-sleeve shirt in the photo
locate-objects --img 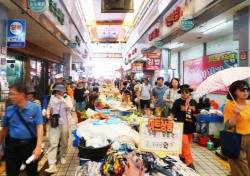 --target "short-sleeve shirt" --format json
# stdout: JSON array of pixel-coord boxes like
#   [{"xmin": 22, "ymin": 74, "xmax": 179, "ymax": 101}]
[
  {"xmin": 2, "ymin": 101, "xmax": 44, "ymax": 139},
  {"xmin": 224, "ymin": 101, "xmax": 250, "ymax": 135},
  {"xmin": 152, "ymin": 85, "xmax": 167, "ymax": 107},
  {"xmin": 139, "ymin": 84, "xmax": 151, "ymax": 100},
  {"xmin": 172, "ymin": 98, "xmax": 197, "ymax": 134}
]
